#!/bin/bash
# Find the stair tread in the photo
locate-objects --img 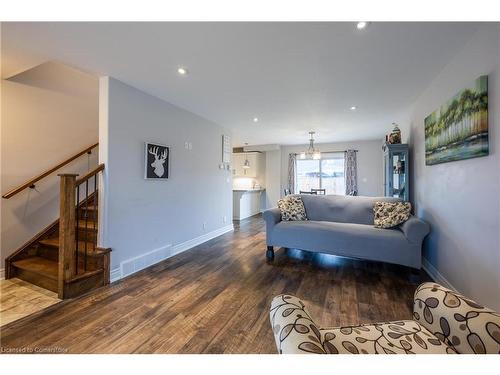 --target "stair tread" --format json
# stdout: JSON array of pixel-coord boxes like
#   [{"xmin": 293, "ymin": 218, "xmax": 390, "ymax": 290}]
[
  {"xmin": 12, "ymin": 257, "xmax": 58, "ymax": 280},
  {"xmin": 13, "ymin": 256, "xmax": 104, "ymax": 279},
  {"xmin": 77, "ymin": 220, "xmax": 98, "ymax": 230},
  {"xmin": 39, "ymin": 238, "xmax": 103, "ymax": 256},
  {"xmin": 79, "ymin": 205, "xmax": 97, "ymax": 211}
]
